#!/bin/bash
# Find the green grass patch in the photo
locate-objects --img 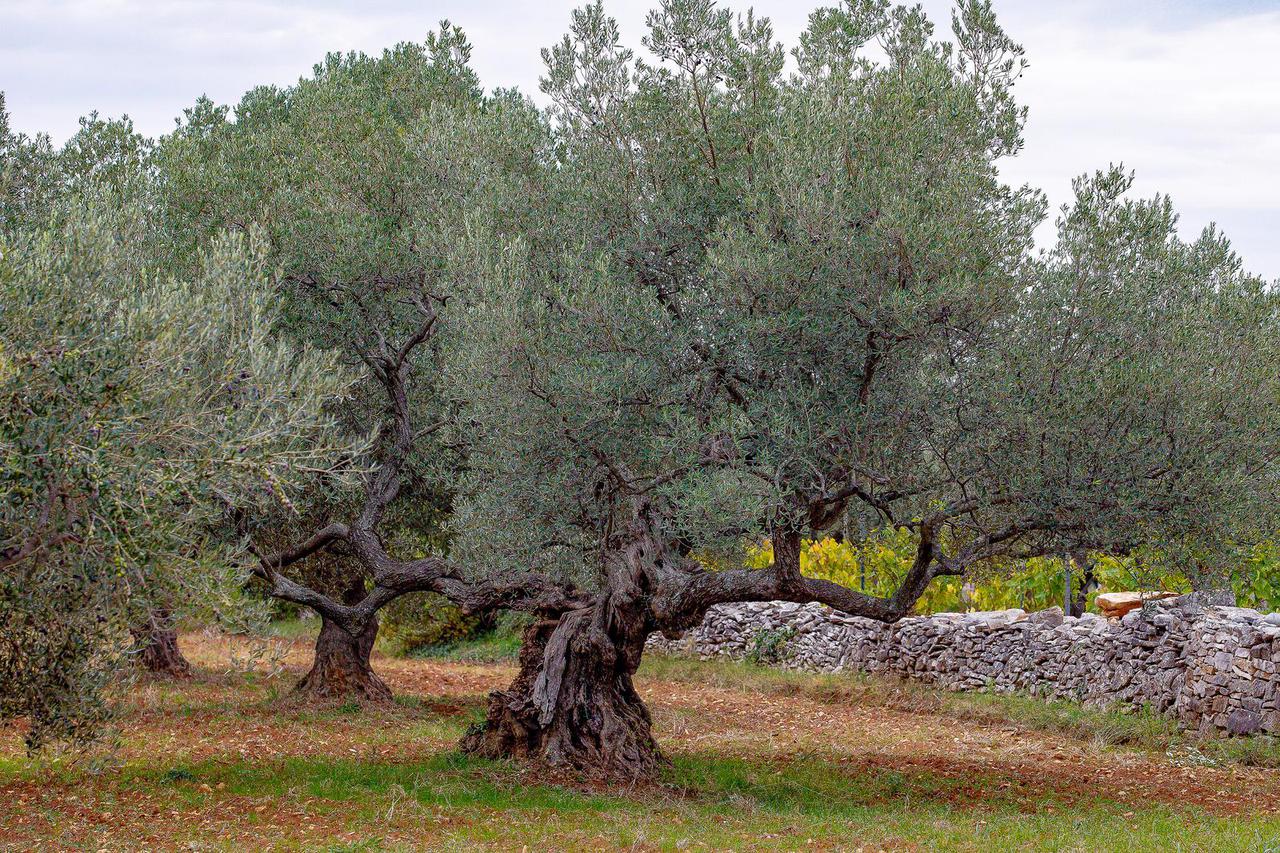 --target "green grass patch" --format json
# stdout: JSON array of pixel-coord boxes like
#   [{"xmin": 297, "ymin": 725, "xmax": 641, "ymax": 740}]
[
  {"xmin": 265, "ymin": 617, "xmax": 320, "ymax": 640},
  {"xmin": 939, "ymin": 687, "xmax": 1181, "ymax": 748},
  {"xmin": 1199, "ymin": 733, "xmax": 1280, "ymax": 768},
  {"xmin": 408, "ymin": 628, "xmax": 523, "ymax": 663},
  {"xmin": 93, "ymin": 749, "xmax": 1280, "ymax": 851}
]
